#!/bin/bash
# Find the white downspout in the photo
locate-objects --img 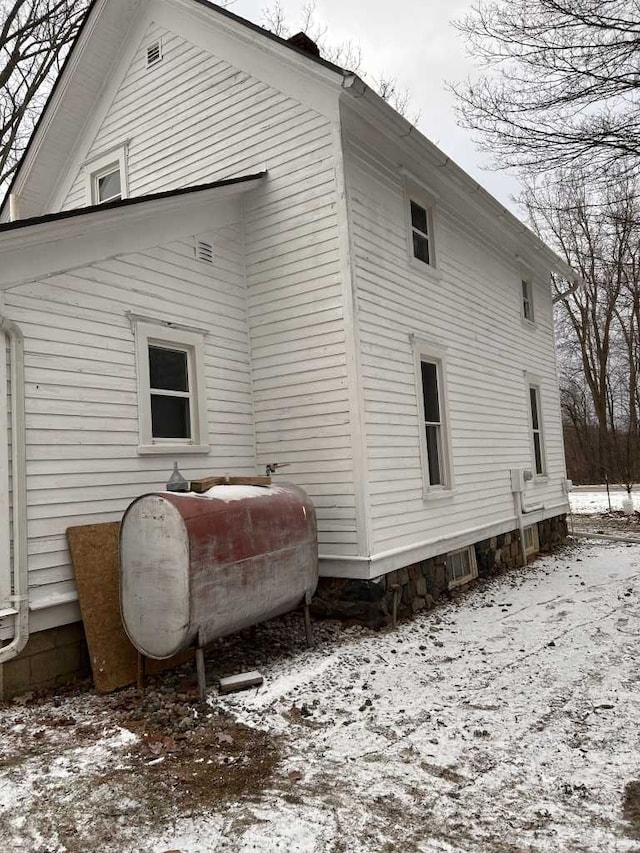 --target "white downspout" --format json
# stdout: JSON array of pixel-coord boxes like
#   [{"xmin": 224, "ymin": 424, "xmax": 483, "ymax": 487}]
[{"xmin": 0, "ymin": 316, "xmax": 29, "ymax": 664}]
